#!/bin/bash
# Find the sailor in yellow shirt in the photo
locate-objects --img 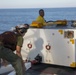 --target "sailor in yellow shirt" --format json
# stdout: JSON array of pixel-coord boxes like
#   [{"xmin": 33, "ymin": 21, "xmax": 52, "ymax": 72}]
[
  {"xmin": 31, "ymin": 9, "xmax": 55, "ymax": 28},
  {"xmin": 36, "ymin": 9, "xmax": 46, "ymax": 26},
  {"xmin": 36, "ymin": 9, "xmax": 54, "ymax": 27}
]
